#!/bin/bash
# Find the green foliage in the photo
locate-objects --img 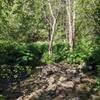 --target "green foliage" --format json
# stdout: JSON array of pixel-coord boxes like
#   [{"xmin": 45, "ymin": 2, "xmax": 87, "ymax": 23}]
[
  {"xmin": 96, "ymin": 65, "xmax": 100, "ymax": 76},
  {"xmin": 0, "ymin": 41, "xmax": 48, "ymax": 80},
  {"xmin": 41, "ymin": 42, "xmax": 68, "ymax": 64},
  {"xmin": 52, "ymin": 42, "xmax": 69, "ymax": 62},
  {"xmin": 0, "ymin": 0, "xmax": 47, "ymax": 42},
  {"xmin": 0, "ymin": 39, "xmax": 99, "ymax": 79},
  {"xmin": 41, "ymin": 52, "xmax": 55, "ymax": 64},
  {"xmin": 0, "ymin": 41, "xmax": 47, "ymax": 65},
  {"xmin": 0, "ymin": 65, "xmax": 32, "ymax": 80},
  {"xmin": 41, "ymin": 41, "xmax": 94, "ymax": 64},
  {"xmin": 0, "ymin": 40, "xmax": 18, "ymax": 65}
]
